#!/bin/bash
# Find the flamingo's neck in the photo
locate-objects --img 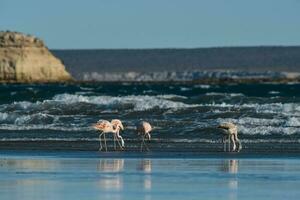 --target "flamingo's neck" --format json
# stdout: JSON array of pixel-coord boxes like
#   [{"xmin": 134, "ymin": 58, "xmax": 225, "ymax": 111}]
[{"xmin": 113, "ymin": 127, "xmax": 119, "ymax": 133}]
